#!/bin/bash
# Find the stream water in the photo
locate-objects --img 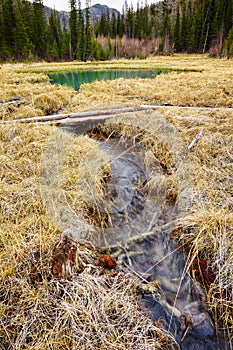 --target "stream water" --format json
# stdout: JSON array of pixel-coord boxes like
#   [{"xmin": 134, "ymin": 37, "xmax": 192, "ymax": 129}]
[
  {"xmin": 96, "ymin": 139, "xmax": 221, "ymax": 350},
  {"xmin": 58, "ymin": 123, "xmax": 230, "ymax": 350}
]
